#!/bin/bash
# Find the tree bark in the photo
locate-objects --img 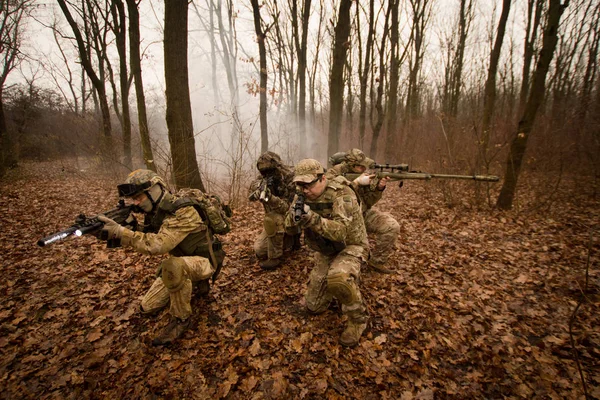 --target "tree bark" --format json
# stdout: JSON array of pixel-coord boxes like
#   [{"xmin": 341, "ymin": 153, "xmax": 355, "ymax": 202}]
[
  {"xmin": 57, "ymin": 0, "xmax": 112, "ymax": 140},
  {"xmin": 384, "ymin": 0, "xmax": 400, "ymax": 162},
  {"xmin": 497, "ymin": 0, "xmax": 567, "ymax": 210},
  {"xmin": 479, "ymin": 0, "xmax": 511, "ymax": 167},
  {"xmin": 296, "ymin": 0, "xmax": 311, "ymax": 156},
  {"xmin": 328, "ymin": 0, "xmax": 352, "ymax": 156},
  {"xmin": 358, "ymin": 0, "xmax": 375, "ymax": 150},
  {"xmin": 164, "ymin": 0, "xmax": 204, "ymax": 191},
  {"xmin": 518, "ymin": 0, "xmax": 543, "ymax": 114},
  {"xmin": 111, "ymin": 0, "xmax": 132, "ymax": 169},
  {"xmin": 250, "ymin": 0, "xmax": 269, "ymax": 154},
  {"xmin": 126, "ymin": 0, "xmax": 156, "ymax": 172}
]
